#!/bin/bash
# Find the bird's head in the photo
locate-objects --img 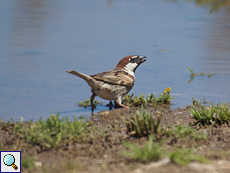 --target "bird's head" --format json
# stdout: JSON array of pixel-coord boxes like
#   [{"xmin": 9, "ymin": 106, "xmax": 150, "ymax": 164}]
[{"xmin": 115, "ymin": 55, "xmax": 147, "ymax": 75}]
